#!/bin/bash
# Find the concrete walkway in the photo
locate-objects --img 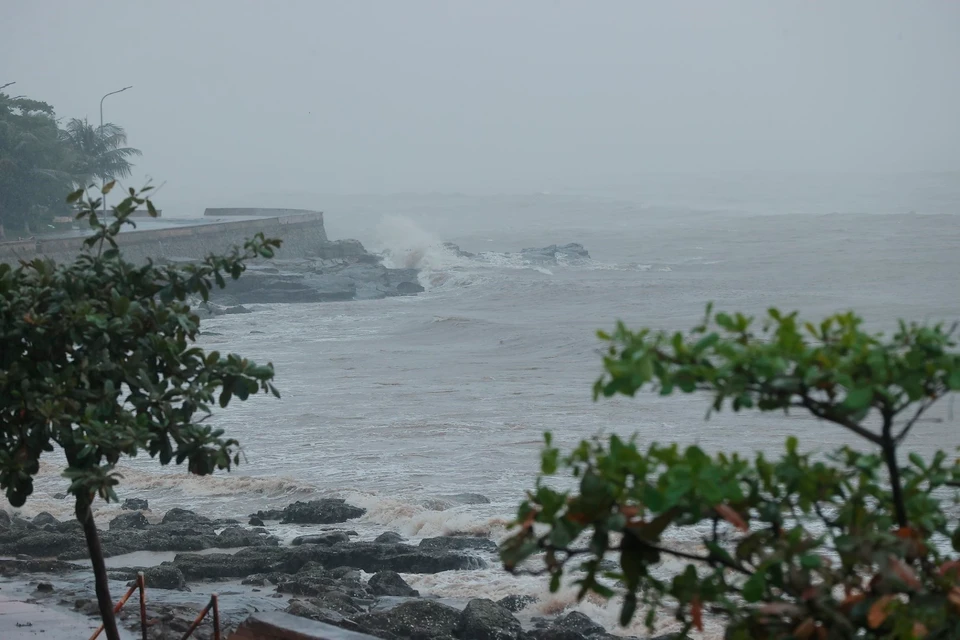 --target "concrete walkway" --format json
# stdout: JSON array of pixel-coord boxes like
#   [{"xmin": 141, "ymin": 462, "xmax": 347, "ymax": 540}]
[{"xmin": 0, "ymin": 592, "xmax": 133, "ymax": 640}]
